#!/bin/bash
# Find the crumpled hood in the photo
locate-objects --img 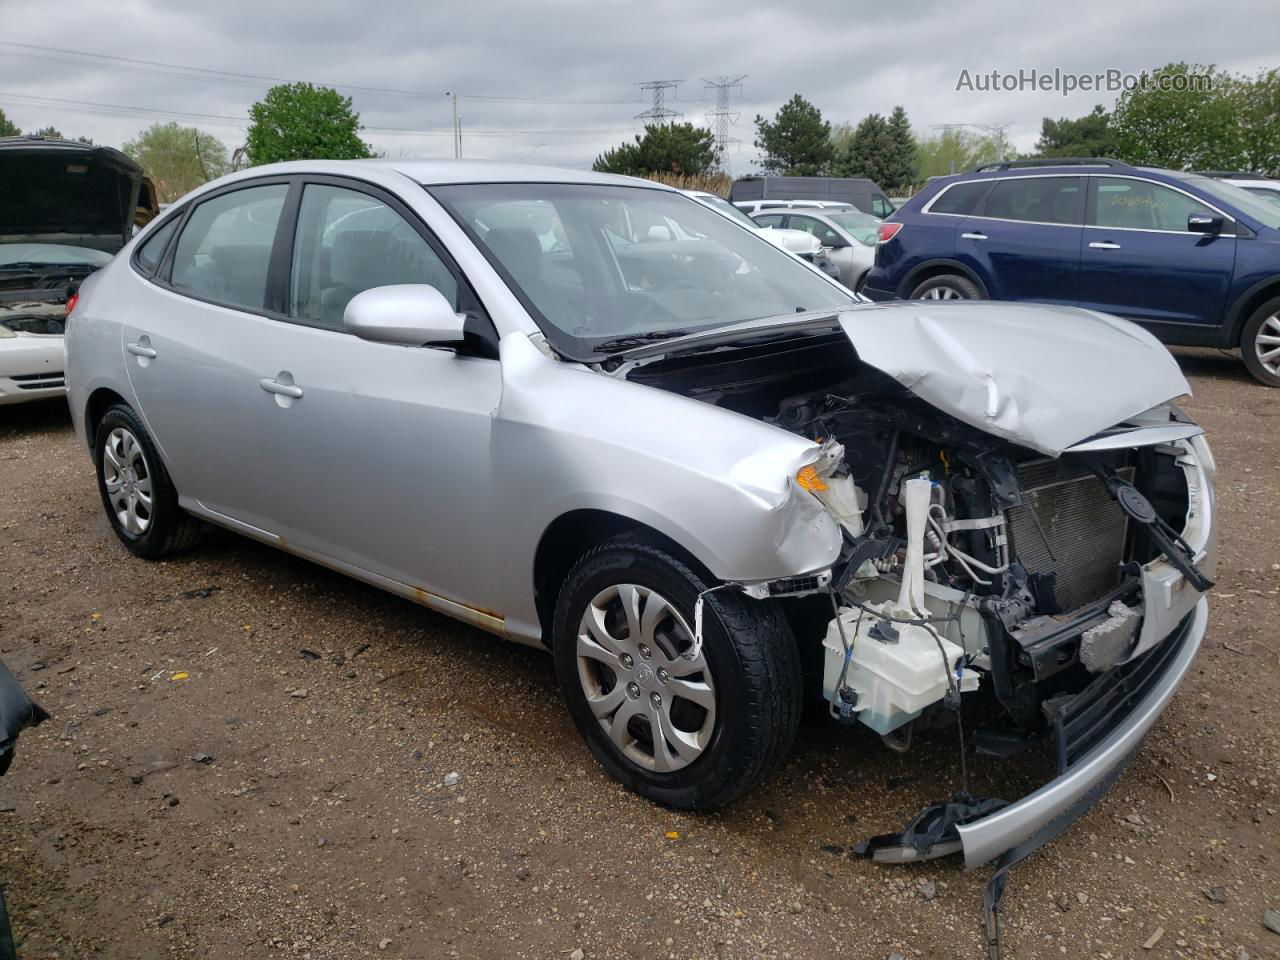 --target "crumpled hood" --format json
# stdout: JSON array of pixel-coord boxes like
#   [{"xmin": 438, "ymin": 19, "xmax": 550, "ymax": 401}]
[{"xmin": 839, "ymin": 300, "xmax": 1191, "ymax": 456}]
